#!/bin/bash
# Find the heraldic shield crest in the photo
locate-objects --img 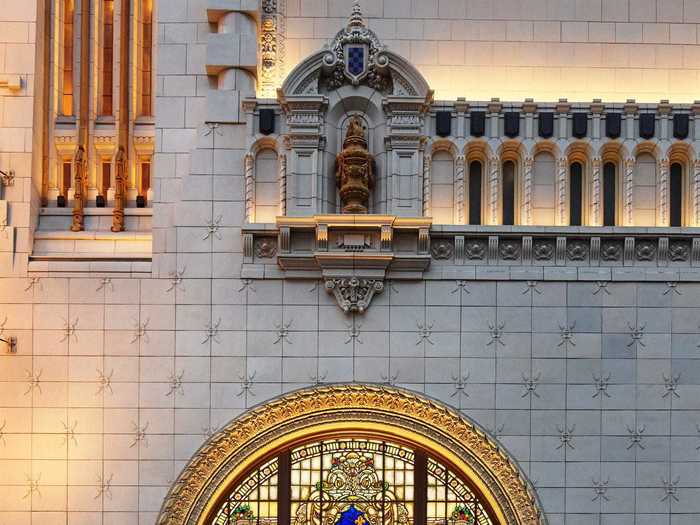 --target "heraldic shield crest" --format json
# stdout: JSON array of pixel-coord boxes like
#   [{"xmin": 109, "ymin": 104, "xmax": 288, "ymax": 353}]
[
  {"xmin": 321, "ymin": 1, "xmax": 391, "ymax": 91},
  {"xmin": 345, "ymin": 45, "xmax": 368, "ymax": 81}
]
